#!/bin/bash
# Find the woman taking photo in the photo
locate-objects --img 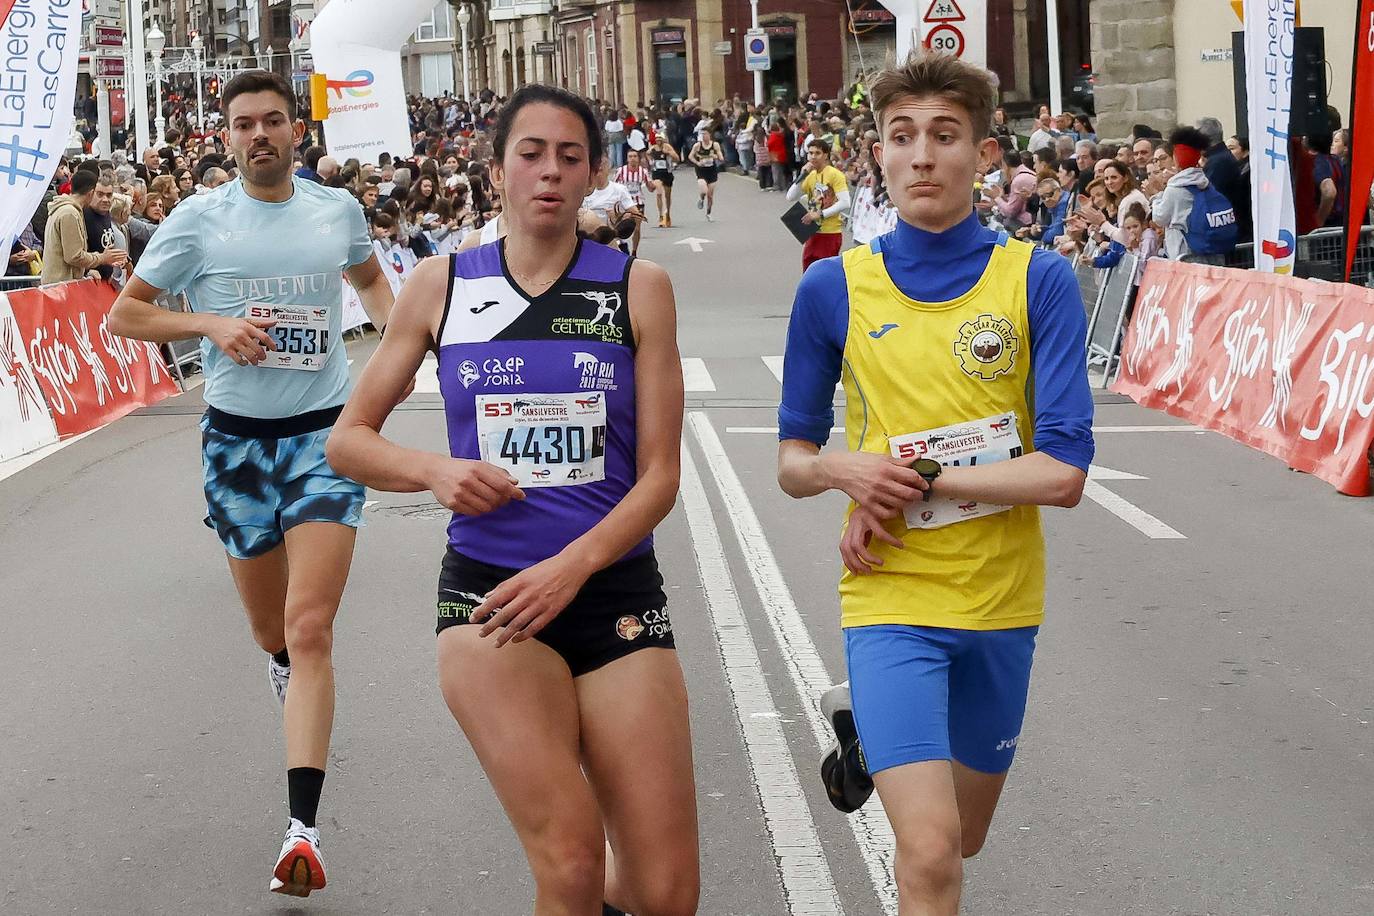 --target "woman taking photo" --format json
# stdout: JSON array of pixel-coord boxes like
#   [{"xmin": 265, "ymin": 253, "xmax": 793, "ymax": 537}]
[{"xmin": 326, "ymin": 84, "xmax": 698, "ymax": 916}]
